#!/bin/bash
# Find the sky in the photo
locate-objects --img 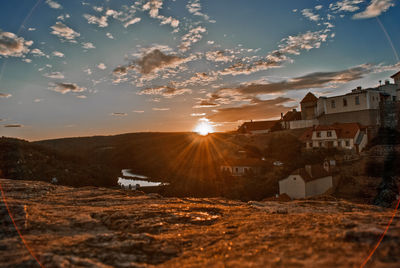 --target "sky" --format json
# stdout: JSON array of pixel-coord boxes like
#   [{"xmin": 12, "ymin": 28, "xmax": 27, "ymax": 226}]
[{"xmin": 0, "ymin": 0, "xmax": 399, "ymax": 141}]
